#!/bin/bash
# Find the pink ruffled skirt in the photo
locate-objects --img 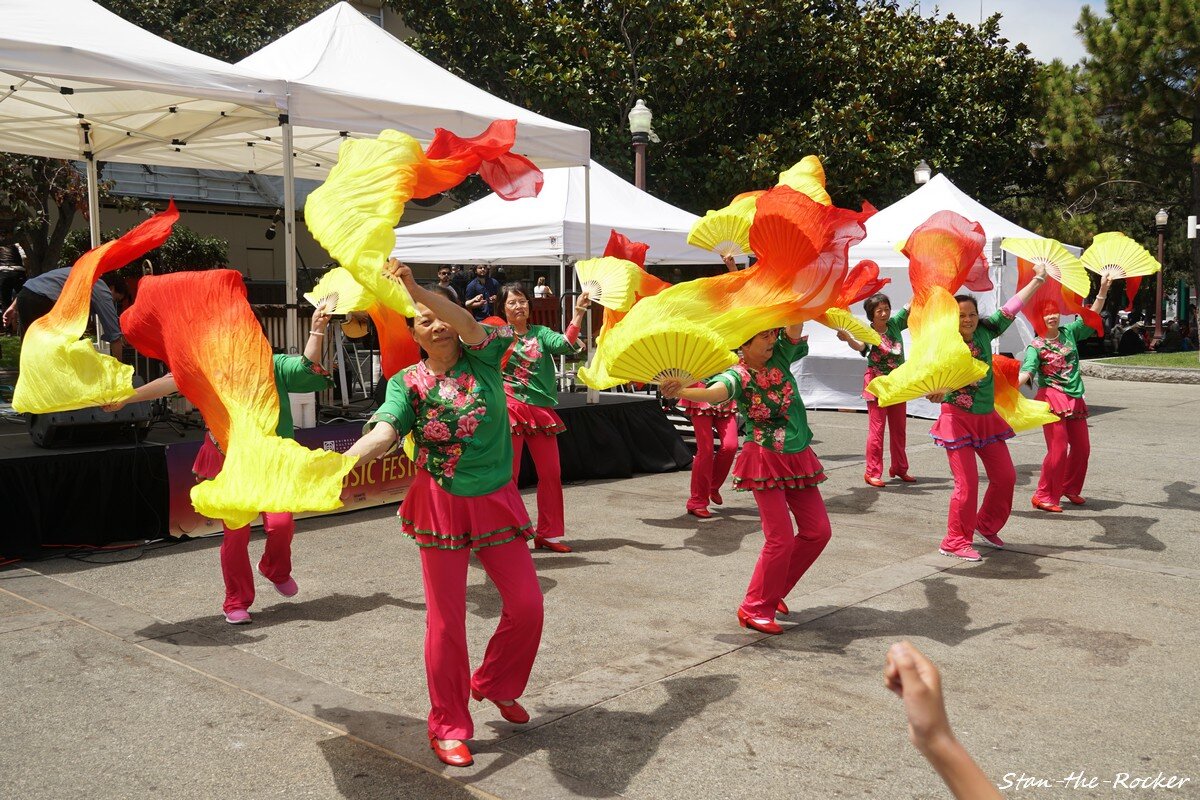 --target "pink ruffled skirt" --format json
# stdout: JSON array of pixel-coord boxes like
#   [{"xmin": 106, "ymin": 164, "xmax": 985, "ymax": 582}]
[
  {"xmin": 399, "ymin": 469, "xmax": 533, "ymax": 551},
  {"xmin": 930, "ymin": 405, "xmax": 1014, "ymax": 451},
  {"xmin": 732, "ymin": 442, "xmax": 826, "ymax": 491},
  {"xmin": 507, "ymin": 397, "xmax": 565, "ymax": 436},
  {"xmin": 192, "ymin": 433, "xmax": 224, "ymax": 480},
  {"xmin": 1035, "ymin": 387, "xmax": 1088, "ymax": 420}
]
